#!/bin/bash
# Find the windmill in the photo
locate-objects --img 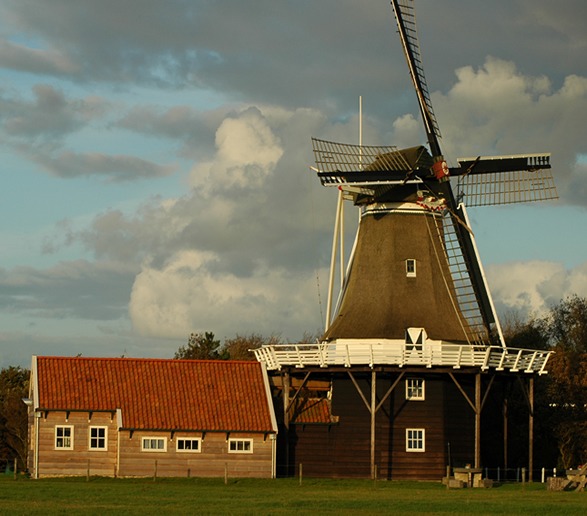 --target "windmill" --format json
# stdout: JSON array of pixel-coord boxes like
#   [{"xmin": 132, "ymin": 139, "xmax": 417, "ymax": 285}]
[
  {"xmin": 312, "ymin": 0, "xmax": 557, "ymax": 347},
  {"xmin": 253, "ymin": 0, "xmax": 556, "ymax": 480}
]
